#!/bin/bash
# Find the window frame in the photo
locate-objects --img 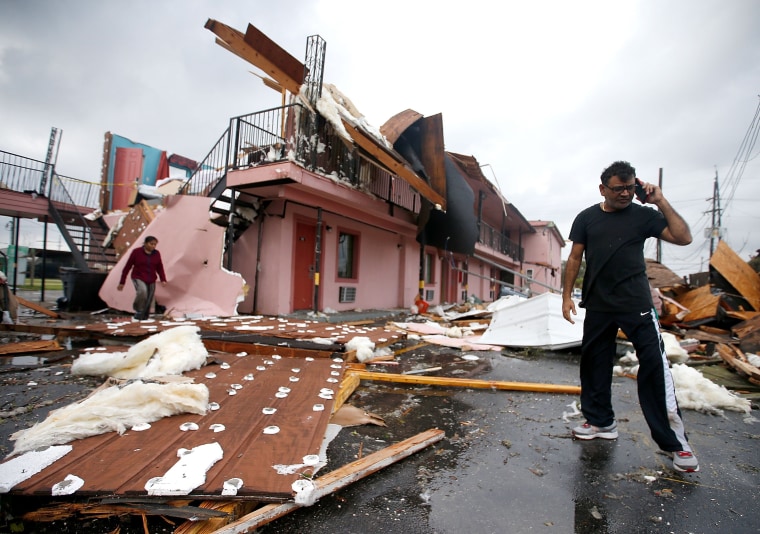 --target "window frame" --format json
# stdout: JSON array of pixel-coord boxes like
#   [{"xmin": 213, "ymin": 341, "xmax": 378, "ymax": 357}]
[{"xmin": 336, "ymin": 229, "xmax": 360, "ymax": 282}]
